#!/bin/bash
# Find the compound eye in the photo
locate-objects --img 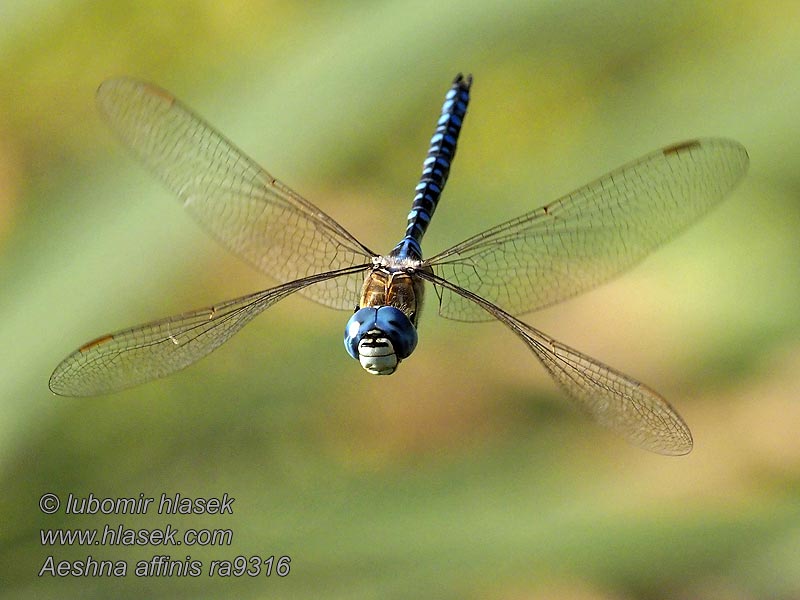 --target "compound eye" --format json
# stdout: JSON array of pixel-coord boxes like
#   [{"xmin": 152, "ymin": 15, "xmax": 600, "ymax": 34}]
[
  {"xmin": 343, "ymin": 306, "xmax": 418, "ymax": 369},
  {"xmin": 374, "ymin": 306, "xmax": 417, "ymax": 359},
  {"xmin": 344, "ymin": 308, "xmax": 376, "ymax": 359}
]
